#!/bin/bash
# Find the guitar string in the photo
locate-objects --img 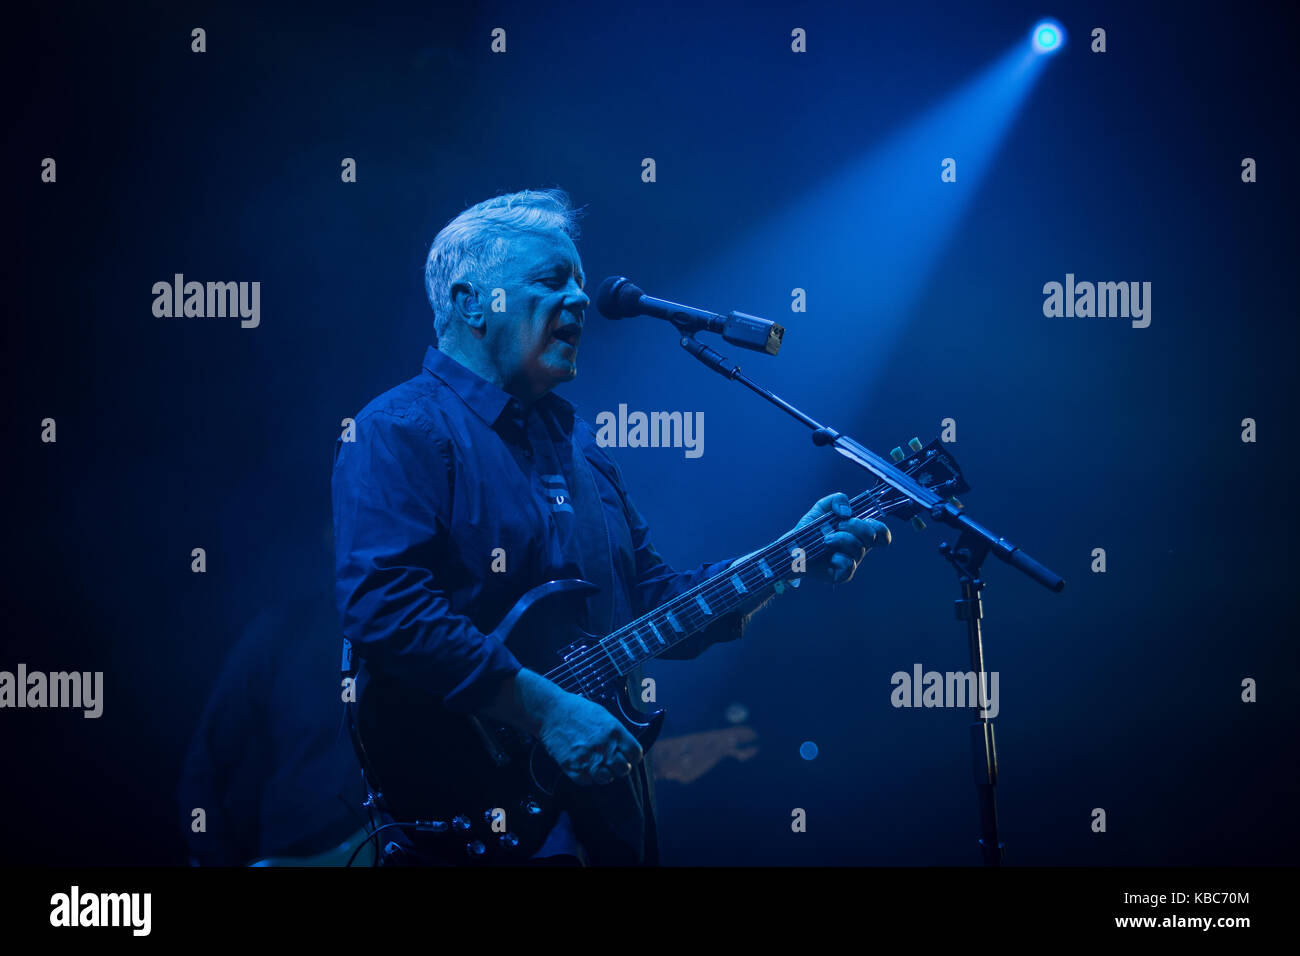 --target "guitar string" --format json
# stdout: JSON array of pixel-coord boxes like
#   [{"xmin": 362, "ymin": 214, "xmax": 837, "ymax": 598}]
[
  {"xmin": 540, "ymin": 455, "xmax": 940, "ymax": 695},
  {"xmin": 550, "ymin": 461, "xmax": 934, "ymax": 694},
  {"xmin": 543, "ymin": 490, "xmax": 900, "ymax": 696},
  {"xmin": 540, "ymin": 446, "xmax": 946, "ymax": 694},
  {"xmin": 541, "ymin": 475, "xmax": 921, "ymax": 696},
  {"xmin": 545, "ymin": 493, "xmax": 902, "ymax": 696}
]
